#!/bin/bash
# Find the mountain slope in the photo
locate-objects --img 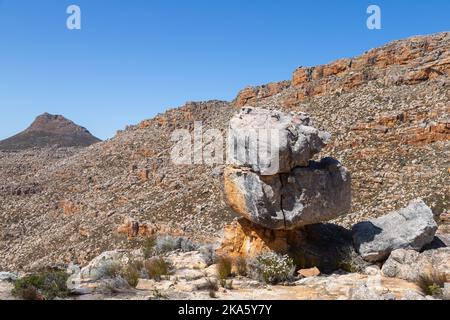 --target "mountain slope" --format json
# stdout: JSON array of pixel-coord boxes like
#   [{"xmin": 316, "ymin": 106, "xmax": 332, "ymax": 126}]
[
  {"xmin": 0, "ymin": 113, "xmax": 101, "ymax": 151},
  {"xmin": 0, "ymin": 32, "xmax": 448, "ymax": 271}
]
